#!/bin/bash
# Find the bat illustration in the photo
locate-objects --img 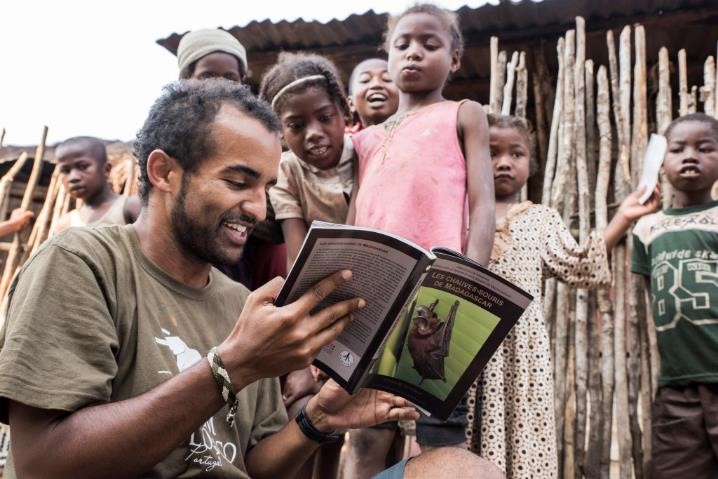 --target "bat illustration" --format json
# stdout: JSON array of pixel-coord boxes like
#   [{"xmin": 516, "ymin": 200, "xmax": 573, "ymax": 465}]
[{"xmin": 407, "ymin": 299, "xmax": 459, "ymax": 384}]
